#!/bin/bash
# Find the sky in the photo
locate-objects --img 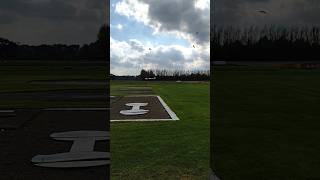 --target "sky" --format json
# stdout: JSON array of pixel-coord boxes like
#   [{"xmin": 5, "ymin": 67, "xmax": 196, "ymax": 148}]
[
  {"xmin": 0, "ymin": 0, "xmax": 107, "ymax": 45},
  {"xmin": 110, "ymin": 0, "xmax": 210, "ymax": 76},
  {"xmin": 214, "ymin": 0, "xmax": 320, "ymax": 27}
]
